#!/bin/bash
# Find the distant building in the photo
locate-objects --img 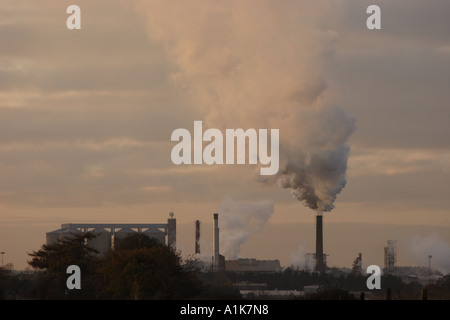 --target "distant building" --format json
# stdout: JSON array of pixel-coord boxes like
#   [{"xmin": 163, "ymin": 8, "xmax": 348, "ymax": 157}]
[
  {"xmin": 352, "ymin": 253, "xmax": 363, "ymax": 275},
  {"xmin": 46, "ymin": 214, "xmax": 176, "ymax": 255},
  {"xmin": 225, "ymin": 258, "xmax": 282, "ymax": 273},
  {"xmin": 240, "ymin": 289, "xmax": 304, "ymax": 299},
  {"xmin": 384, "ymin": 240, "xmax": 396, "ymax": 274}
]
